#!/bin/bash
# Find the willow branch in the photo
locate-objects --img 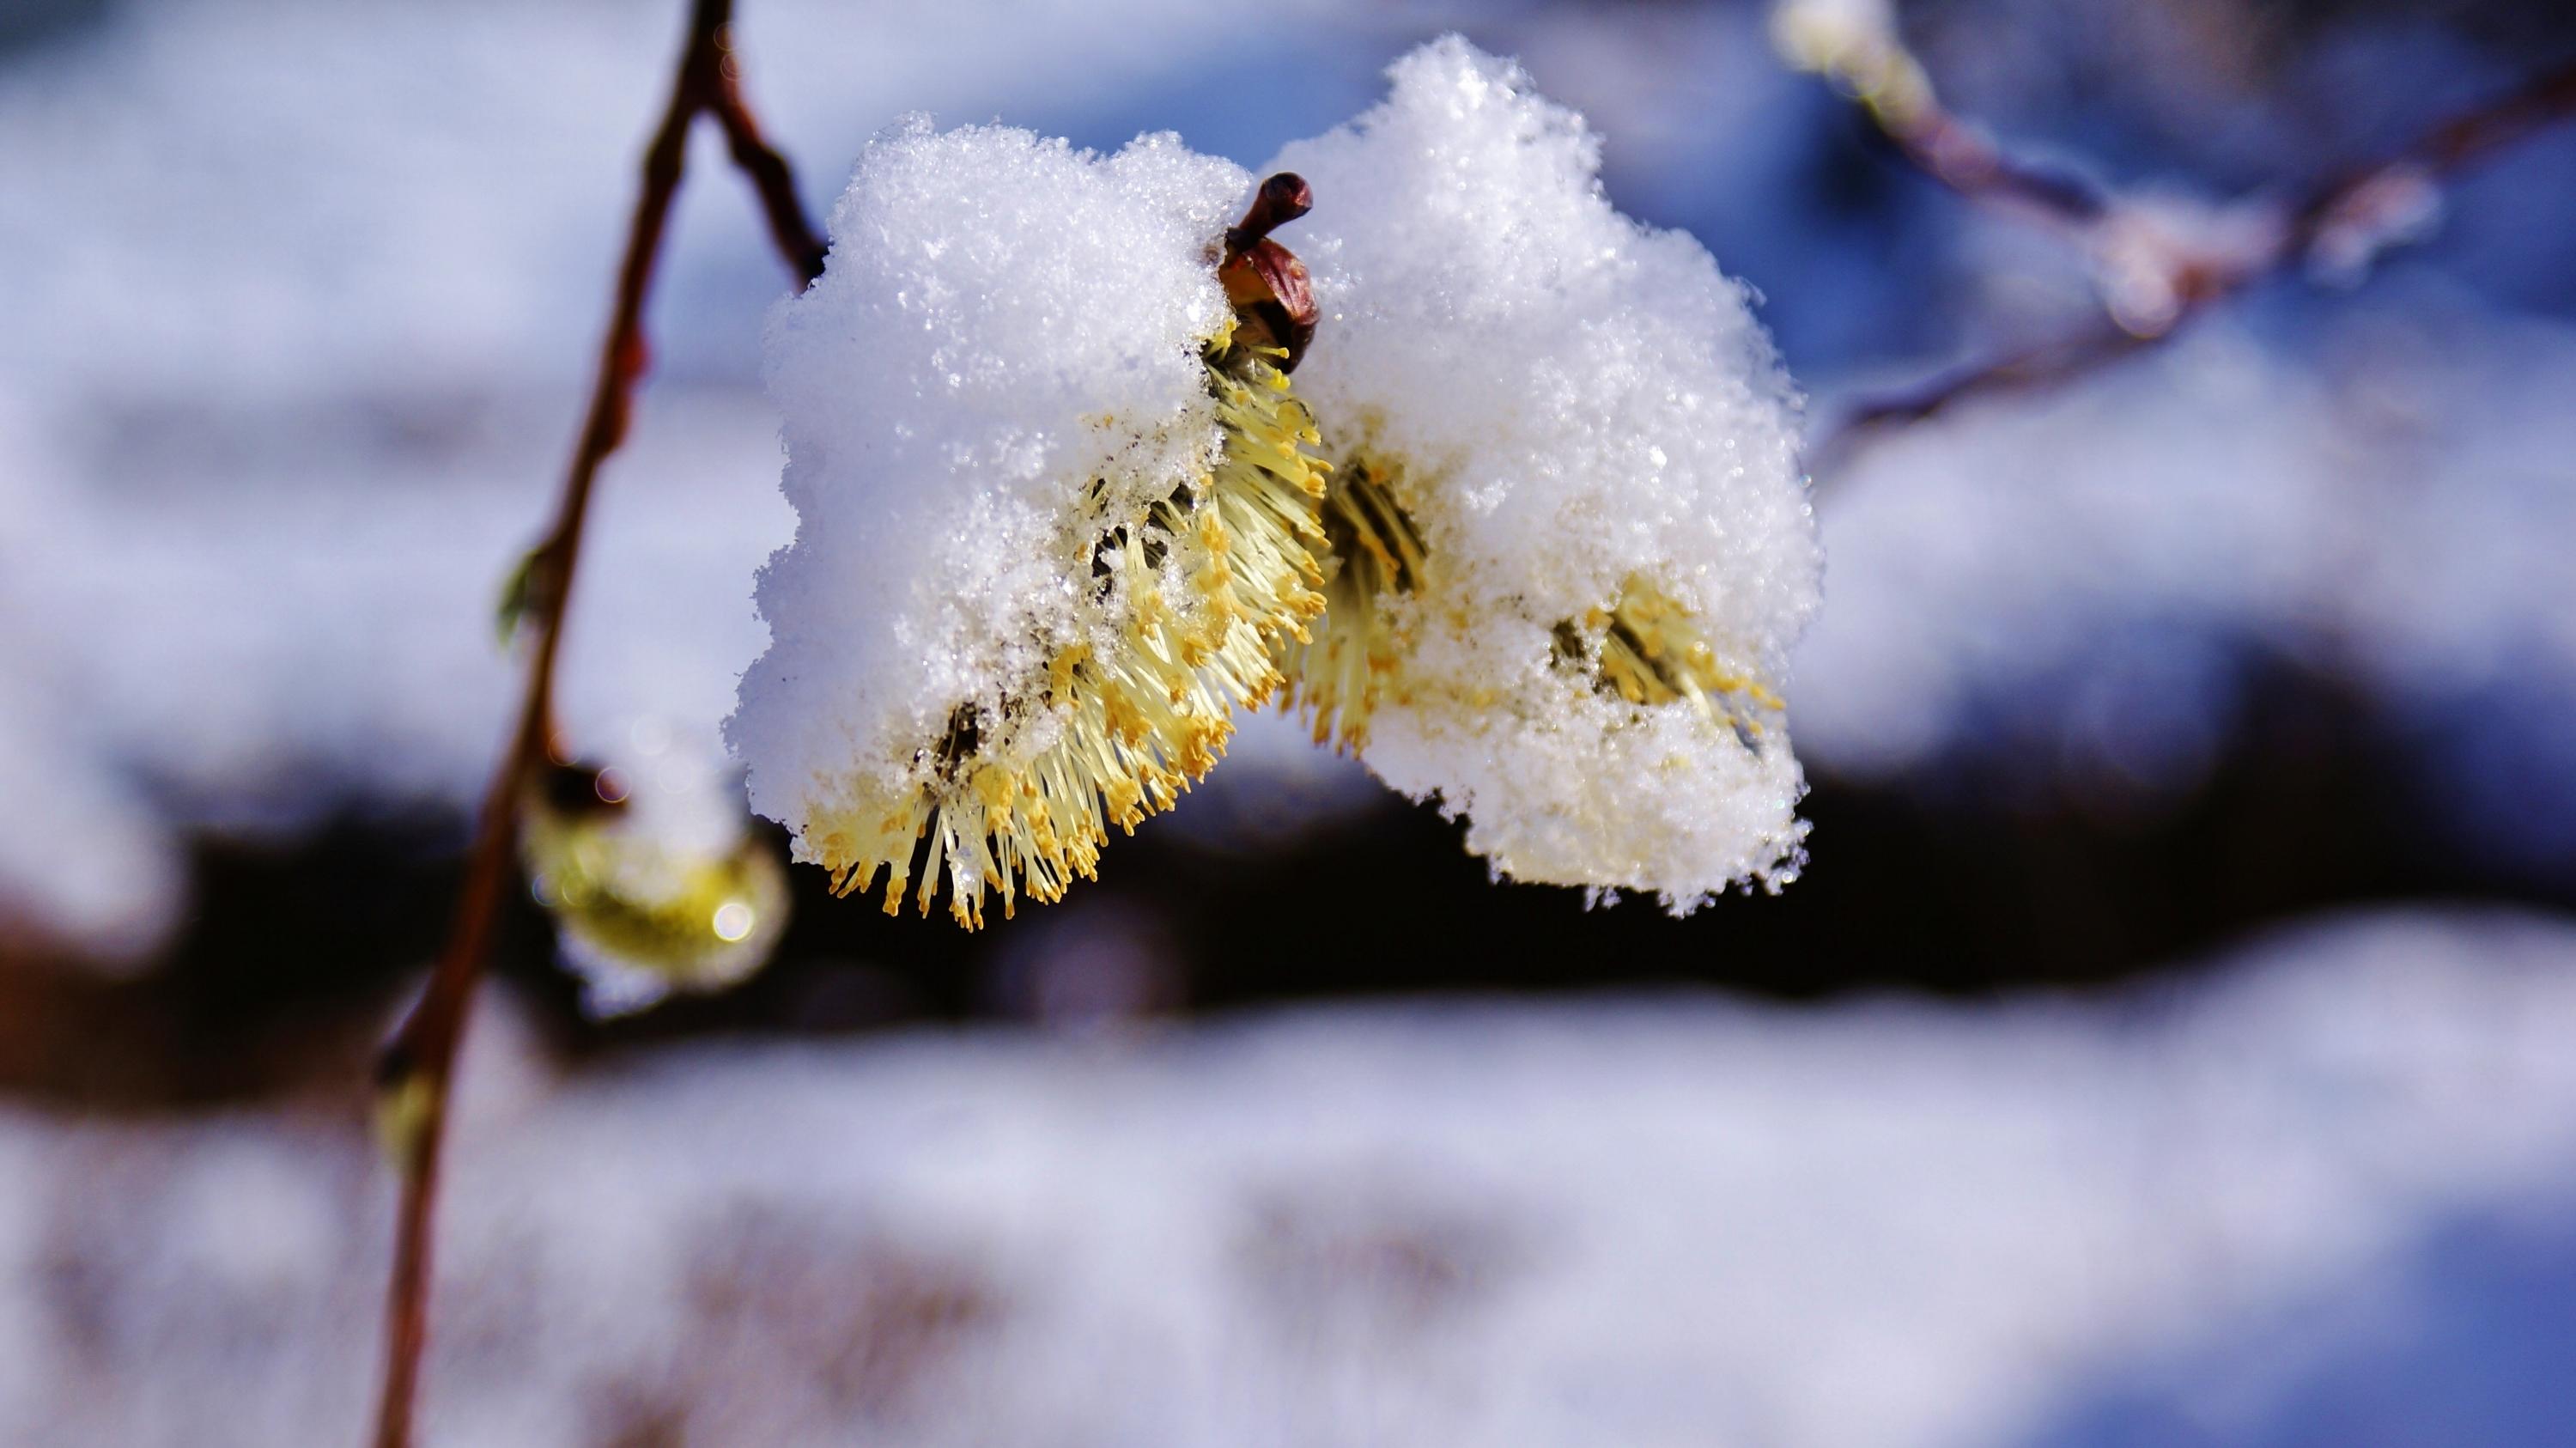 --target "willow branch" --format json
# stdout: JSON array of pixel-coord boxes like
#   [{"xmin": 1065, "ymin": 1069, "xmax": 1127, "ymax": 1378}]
[
  {"xmin": 1816, "ymin": 56, "xmax": 2576, "ymax": 472},
  {"xmin": 368, "ymin": 3, "xmax": 820, "ymax": 1445},
  {"xmin": 1850, "ymin": 68, "xmax": 2106, "ymax": 234},
  {"xmin": 1777, "ymin": 1, "xmax": 2108, "ymax": 237},
  {"xmin": 708, "ymin": 33, "xmax": 829, "ymax": 286}
]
